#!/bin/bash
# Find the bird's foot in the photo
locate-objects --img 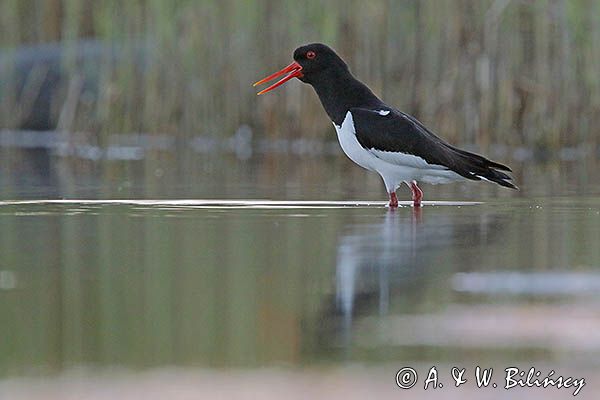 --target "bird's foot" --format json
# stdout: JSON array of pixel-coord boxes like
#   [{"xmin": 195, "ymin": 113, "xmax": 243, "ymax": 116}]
[
  {"xmin": 388, "ymin": 192, "xmax": 398, "ymax": 208},
  {"xmin": 410, "ymin": 181, "xmax": 423, "ymax": 207}
]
